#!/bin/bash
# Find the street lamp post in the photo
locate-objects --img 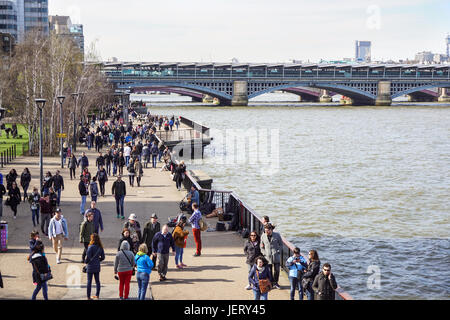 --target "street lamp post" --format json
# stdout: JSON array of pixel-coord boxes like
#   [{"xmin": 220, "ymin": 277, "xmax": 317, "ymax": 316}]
[
  {"xmin": 35, "ymin": 99, "xmax": 46, "ymax": 192},
  {"xmin": 57, "ymin": 96, "xmax": 66, "ymax": 168},
  {"xmin": 71, "ymin": 93, "xmax": 79, "ymax": 152}
]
